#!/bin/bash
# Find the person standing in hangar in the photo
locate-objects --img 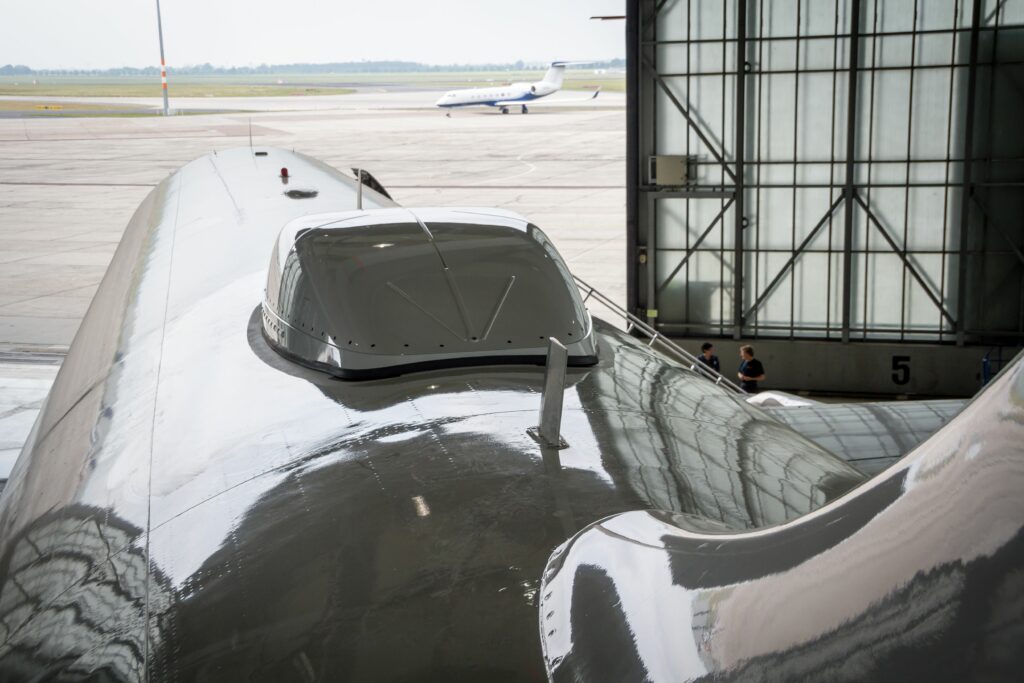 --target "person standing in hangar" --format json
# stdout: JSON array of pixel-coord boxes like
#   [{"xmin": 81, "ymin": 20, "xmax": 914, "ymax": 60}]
[
  {"xmin": 737, "ymin": 345, "xmax": 766, "ymax": 393},
  {"xmin": 697, "ymin": 342, "xmax": 720, "ymax": 373}
]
